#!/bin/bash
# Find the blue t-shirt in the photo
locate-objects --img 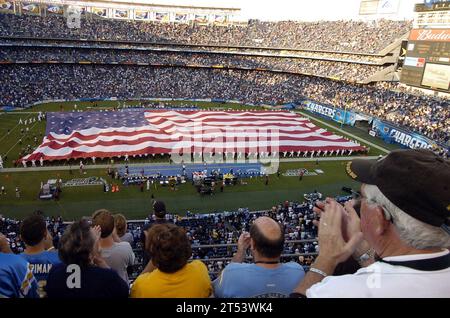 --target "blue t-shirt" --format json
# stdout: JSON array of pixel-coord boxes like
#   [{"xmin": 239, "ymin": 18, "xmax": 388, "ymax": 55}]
[
  {"xmin": 213, "ymin": 262, "xmax": 305, "ymax": 298},
  {"xmin": 21, "ymin": 251, "xmax": 62, "ymax": 298},
  {"xmin": 46, "ymin": 263, "xmax": 129, "ymax": 298},
  {"xmin": 0, "ymin": 253, "xmax": 39, "ymax": 298},
  {"xmin": 21, "ymin": 251, "xmax": 62, "ymax": 282}
]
